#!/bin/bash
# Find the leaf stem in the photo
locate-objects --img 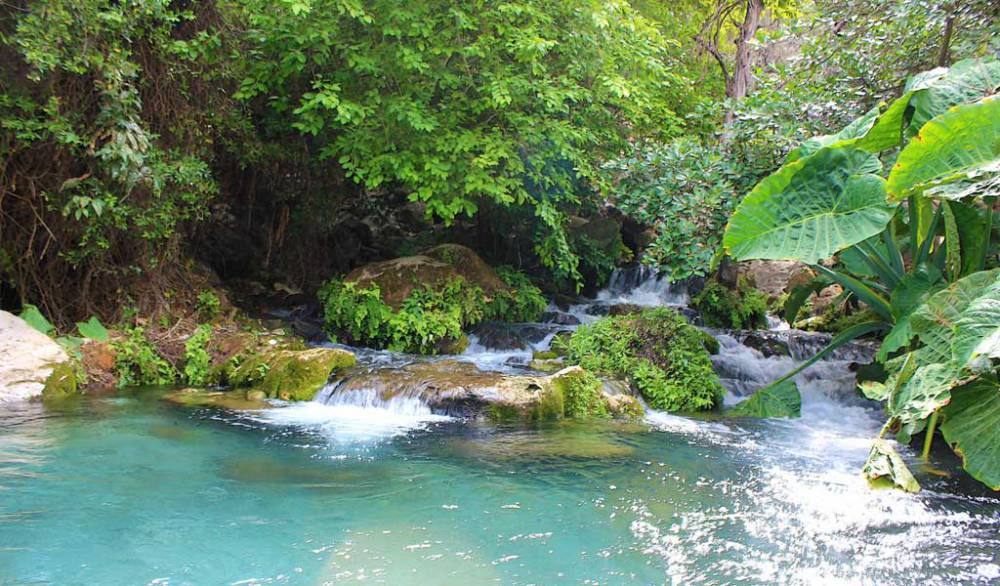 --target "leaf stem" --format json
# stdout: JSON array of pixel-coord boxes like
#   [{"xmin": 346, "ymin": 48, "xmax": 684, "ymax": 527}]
[{"xmin": 922, "ymin": 410, "xmax": 940, "ymax": 460}]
